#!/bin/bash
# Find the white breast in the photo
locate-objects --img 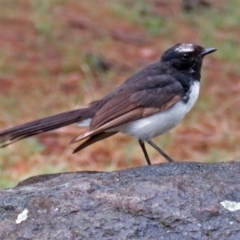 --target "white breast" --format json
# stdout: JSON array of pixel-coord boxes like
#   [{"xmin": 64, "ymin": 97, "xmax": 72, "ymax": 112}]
[{"xmin": 116, "ymin": 81, "xmax": 200, "ymax": 140}]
